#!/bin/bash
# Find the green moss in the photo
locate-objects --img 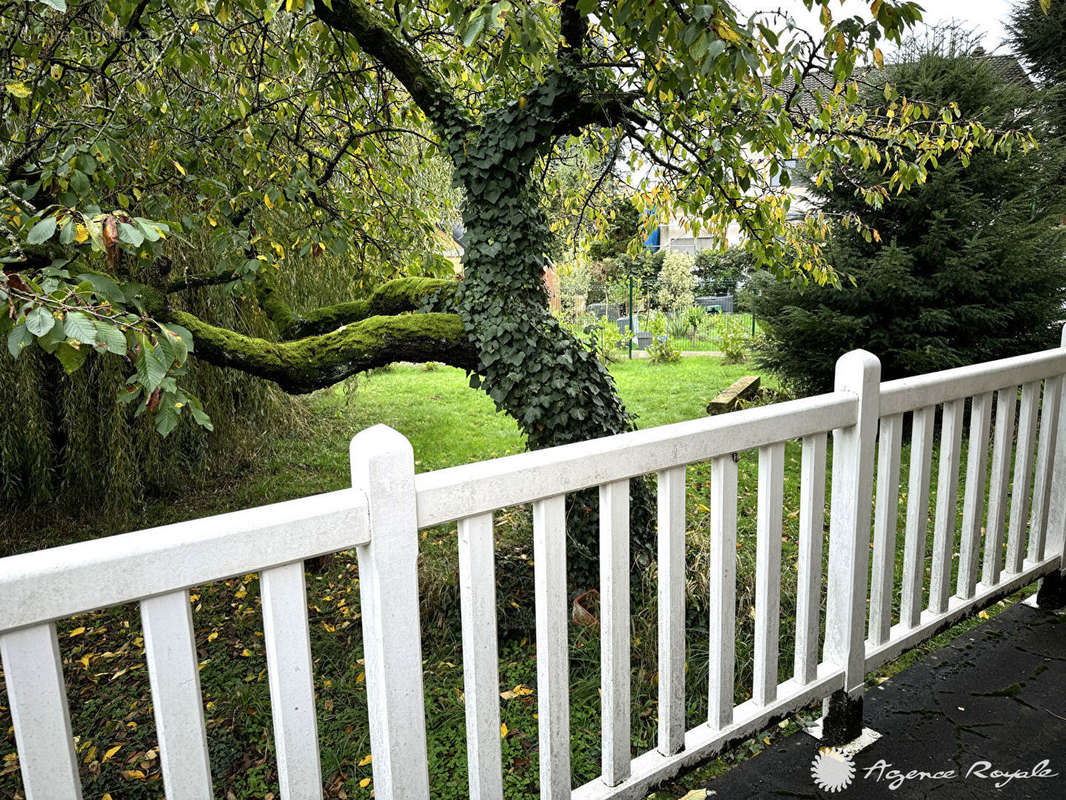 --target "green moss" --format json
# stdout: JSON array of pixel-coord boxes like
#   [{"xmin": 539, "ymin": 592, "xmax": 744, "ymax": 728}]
[
  {"xmin": 259, "ymin": 276, "xmax": 456, "ymax": 339},
  {"xmin": 172, "ymin": 309, "xmax": 475, "ymax": 393}
]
